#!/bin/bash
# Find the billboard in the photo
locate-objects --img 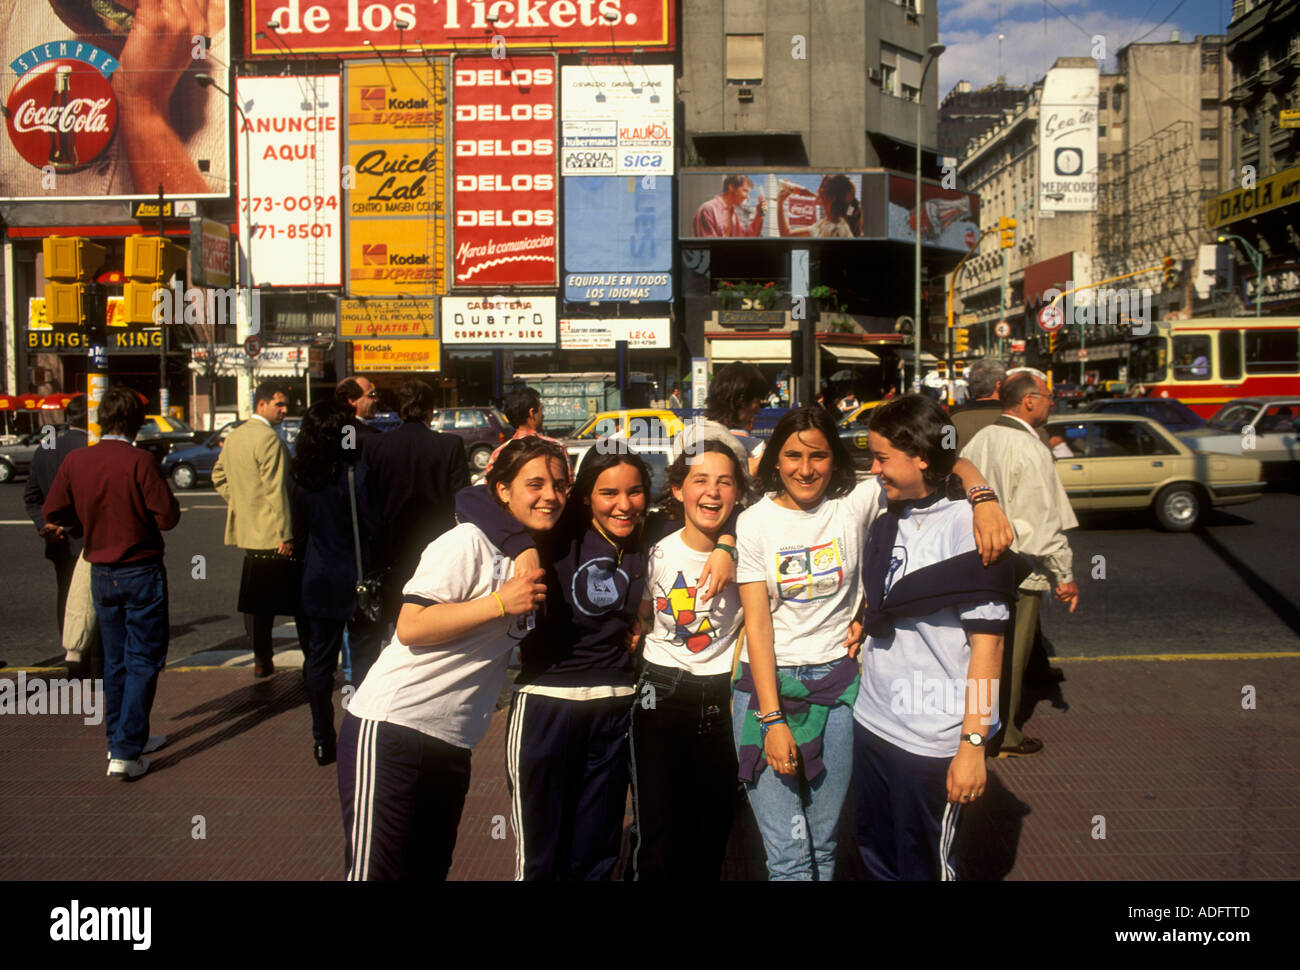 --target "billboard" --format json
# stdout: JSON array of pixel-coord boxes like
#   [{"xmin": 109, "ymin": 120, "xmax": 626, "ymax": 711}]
[
  {"xmin": 345, "ymin": 60, "xmax": 447, "ymax": 296},
  {"xmin": 1039, "ymin": 65, "xmax": 1099, "ymax": 213},
  {"xmin": 559, "ymin": 317, "xmax": 670, "ymax": 350},
  {"xmin": 452, "ymin": 56, "xmax": 557, "ymax": 287},
  {"xmin": 441, "ymin": 295, "xmax": 556, "ymax": 344},
  {"xmin": 885, "ymin": 175, "xmax": 981, "ymax": 252},
  {"xmin": 247, "ymin": 0, "xmax": 674, "ymax": 56},
  {"xmin": 680, "ymin": 172, "xmax": 874, "ymax": 240},
  {"xmin": 236, "ymin": 76, "xmax": 341, "ymax": 287},
  {"xmin": 564, "ymin": 176, "xmax": 671, "ymax": 301},
  {"xmin": 560, "ymin": 65, "xmax": 673, "ymax": 176},
  {"xmin": 353, "ymin": 339, "xmax": 442, "ymax": 372},
  {"xmin": 339, "ymin": 298, "xmax": 437, "ymax": 338},
  {"xmin": 1, "ymin": 1, "xmax": 230, "ymax": 201}
]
